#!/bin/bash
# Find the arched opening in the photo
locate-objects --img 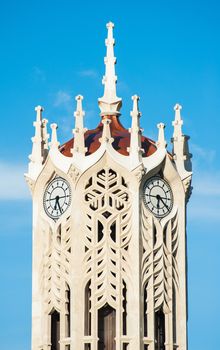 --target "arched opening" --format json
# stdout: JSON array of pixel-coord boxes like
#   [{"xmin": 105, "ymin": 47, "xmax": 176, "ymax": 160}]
[
  {"xmin": 51, "ymin": 310, "xmax": 60, "ymax": 350},
  {"xmin": 84, "ymin": 281, "xmax": 91, "ymax": 336},
  {"xmin": 155, "ymin": 310, "xmax": 165, "ymax": 350},
  {"xmin": 98, "ymin": 304, "xmax": 116, "ymax": 350}
]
